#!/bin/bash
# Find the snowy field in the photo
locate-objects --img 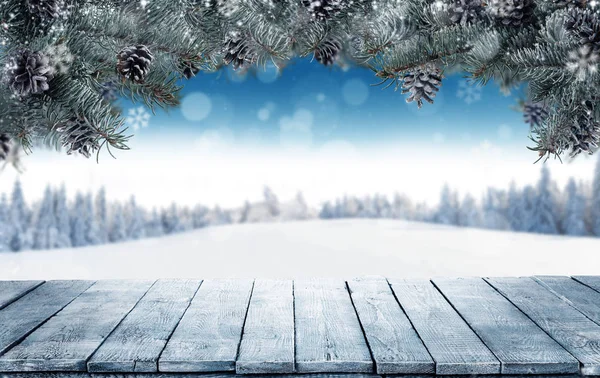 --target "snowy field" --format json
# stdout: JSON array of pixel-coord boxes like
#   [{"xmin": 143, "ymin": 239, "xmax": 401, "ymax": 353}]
[{"xmin": 1, "ymin": 219, "xmax": 599, "ymax": 280}]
